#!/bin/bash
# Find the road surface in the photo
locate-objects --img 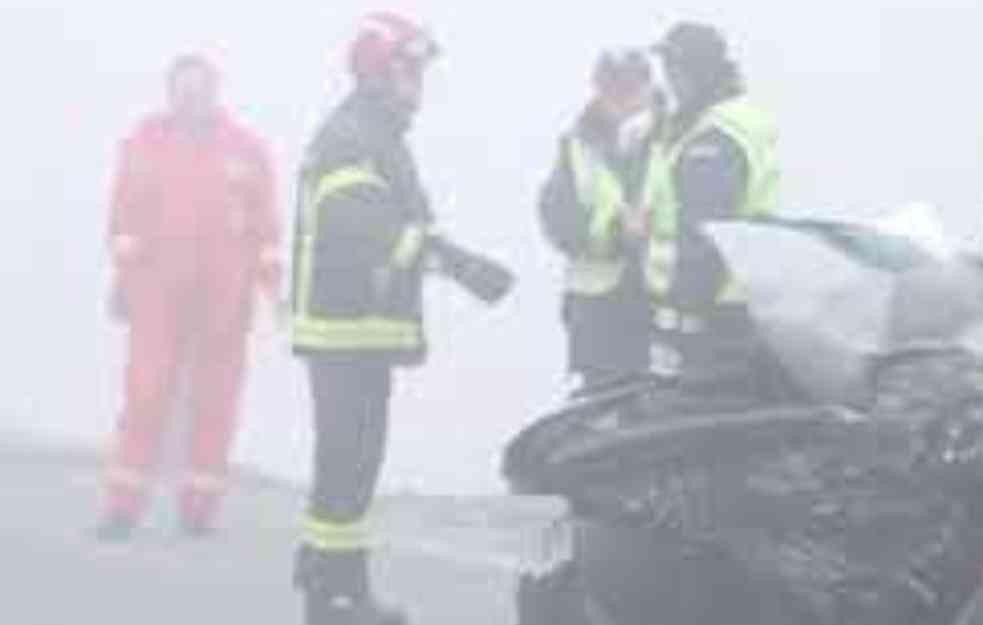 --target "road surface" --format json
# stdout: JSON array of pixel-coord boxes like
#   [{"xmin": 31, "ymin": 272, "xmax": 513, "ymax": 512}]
[{"xmin": 3, "ymin": 438, "xmax": 567, "ymax": 625}]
